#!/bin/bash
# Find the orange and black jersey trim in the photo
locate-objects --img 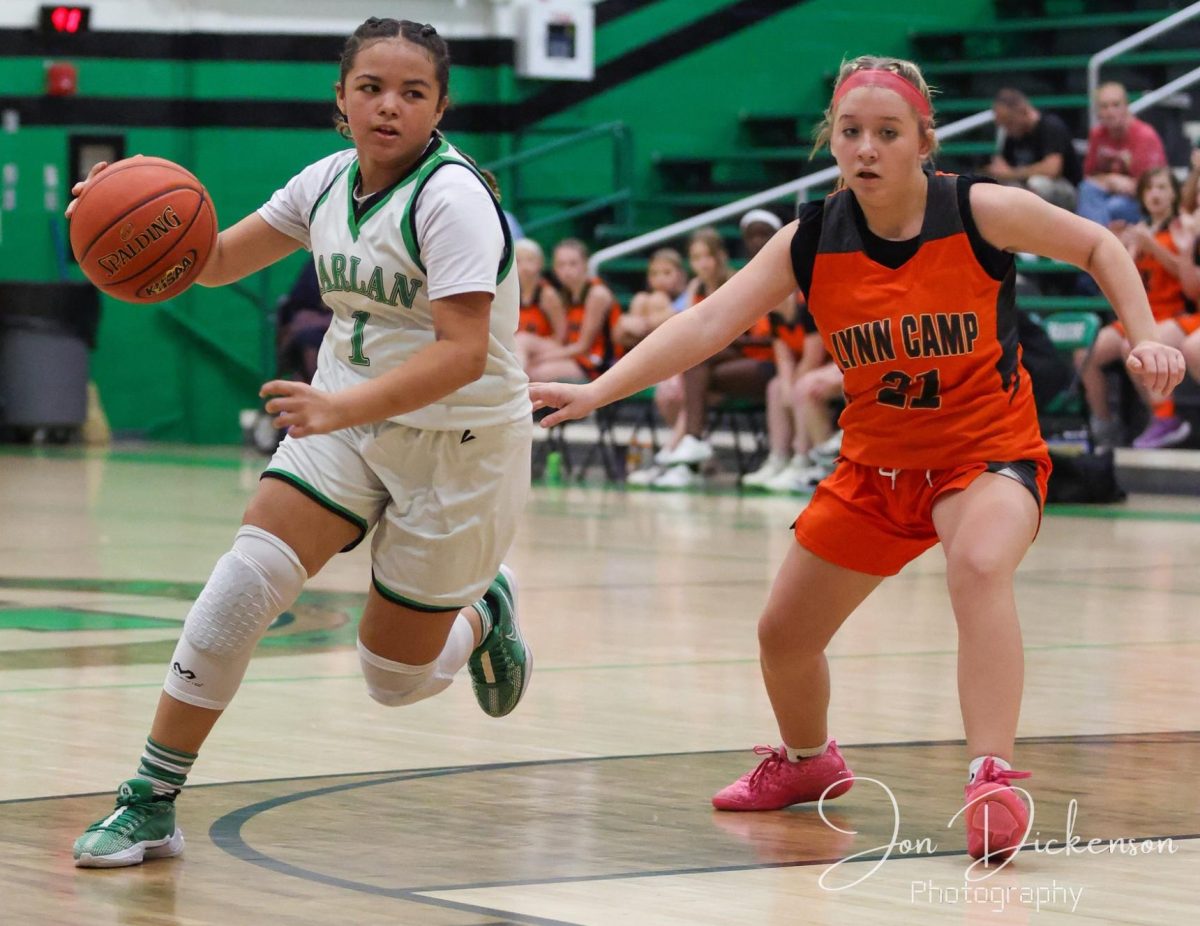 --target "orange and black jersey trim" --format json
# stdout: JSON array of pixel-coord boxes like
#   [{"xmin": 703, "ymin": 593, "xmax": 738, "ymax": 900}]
[
  {"xmin": 518, "ymin": 278, "xmax": 554, "ymax": 337},
  {"xmin": 789, "ymin": 171, "xmax": 1046, "ymax": 470},
  {"xmin": 769, "ymin": 293, "xmax": 818, "ymax": 358},
  {"xmin": 562, "ymin": 278, "xmax": 623, "ymax": 378}
]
